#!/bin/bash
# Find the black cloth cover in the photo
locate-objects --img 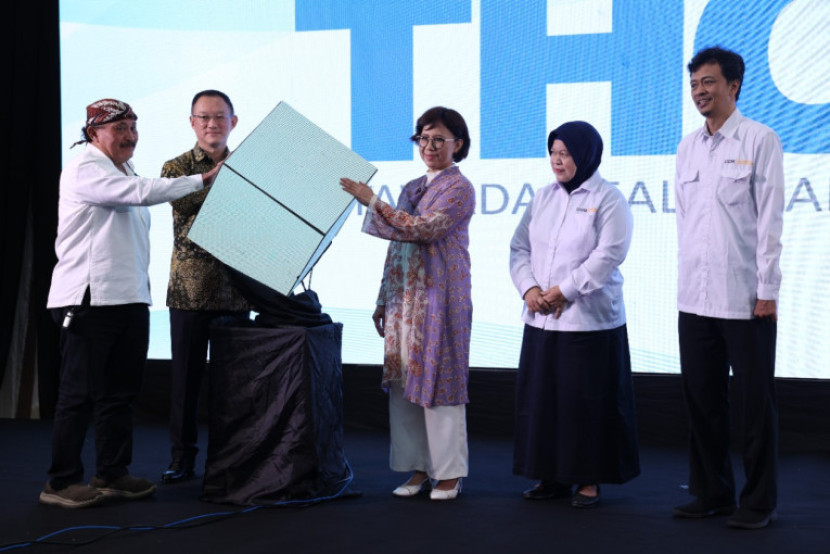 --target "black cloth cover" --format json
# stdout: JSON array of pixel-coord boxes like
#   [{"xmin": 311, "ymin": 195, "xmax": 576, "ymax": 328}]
[
  {"xmin": 226, "ymin": 267, "xmax": 332, "ymax": 327},
  {"xmin": 202, "ymin": 323, "xmax": 349, "ymax": 505}
]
